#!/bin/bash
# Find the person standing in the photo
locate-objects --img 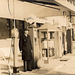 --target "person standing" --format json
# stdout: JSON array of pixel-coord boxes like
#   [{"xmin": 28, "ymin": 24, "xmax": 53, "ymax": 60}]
[{"xmin": 19, "ymin": 28, "xmax": 33, "ymax": 72}]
